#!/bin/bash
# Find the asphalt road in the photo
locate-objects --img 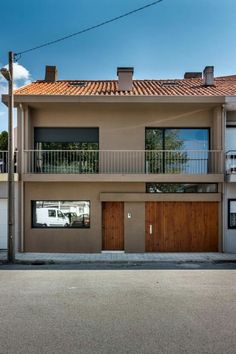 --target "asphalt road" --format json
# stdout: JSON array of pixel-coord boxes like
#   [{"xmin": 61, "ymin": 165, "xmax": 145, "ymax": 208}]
[{"xmin": 0, "ymin": 264, "xmax": 236, "ymax": 354}]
